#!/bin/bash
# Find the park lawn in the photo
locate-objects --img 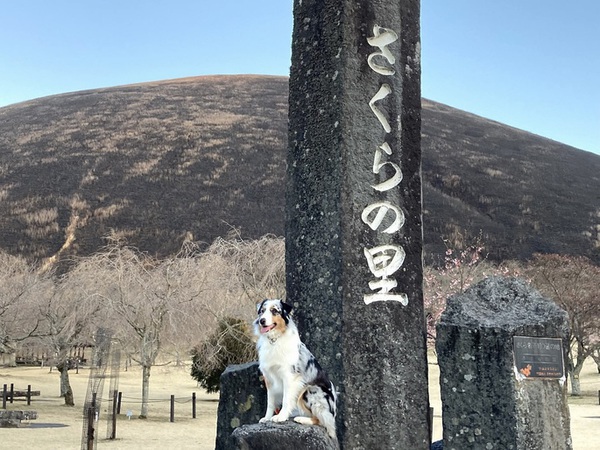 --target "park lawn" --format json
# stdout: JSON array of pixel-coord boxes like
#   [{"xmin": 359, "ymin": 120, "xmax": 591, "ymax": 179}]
[{"xmin": 0, "ymin": 357, "xmax": 598, "ymax": 449}]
